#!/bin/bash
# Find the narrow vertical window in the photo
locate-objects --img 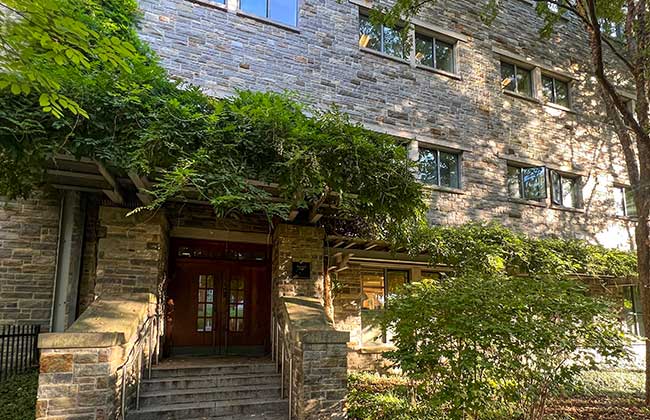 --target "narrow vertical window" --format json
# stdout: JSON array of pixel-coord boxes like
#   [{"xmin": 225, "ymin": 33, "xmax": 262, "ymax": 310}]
[
  {"xmin": 197, "ymin": 275, "xmax": 214, "ymax": 332},
  {"xmin": 624, "ymin": 286, "xmax": 645, "ymax": 337},
  {"xmin": 615, "ymin": 186, "xmax": 637, "ymax": 217}
]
